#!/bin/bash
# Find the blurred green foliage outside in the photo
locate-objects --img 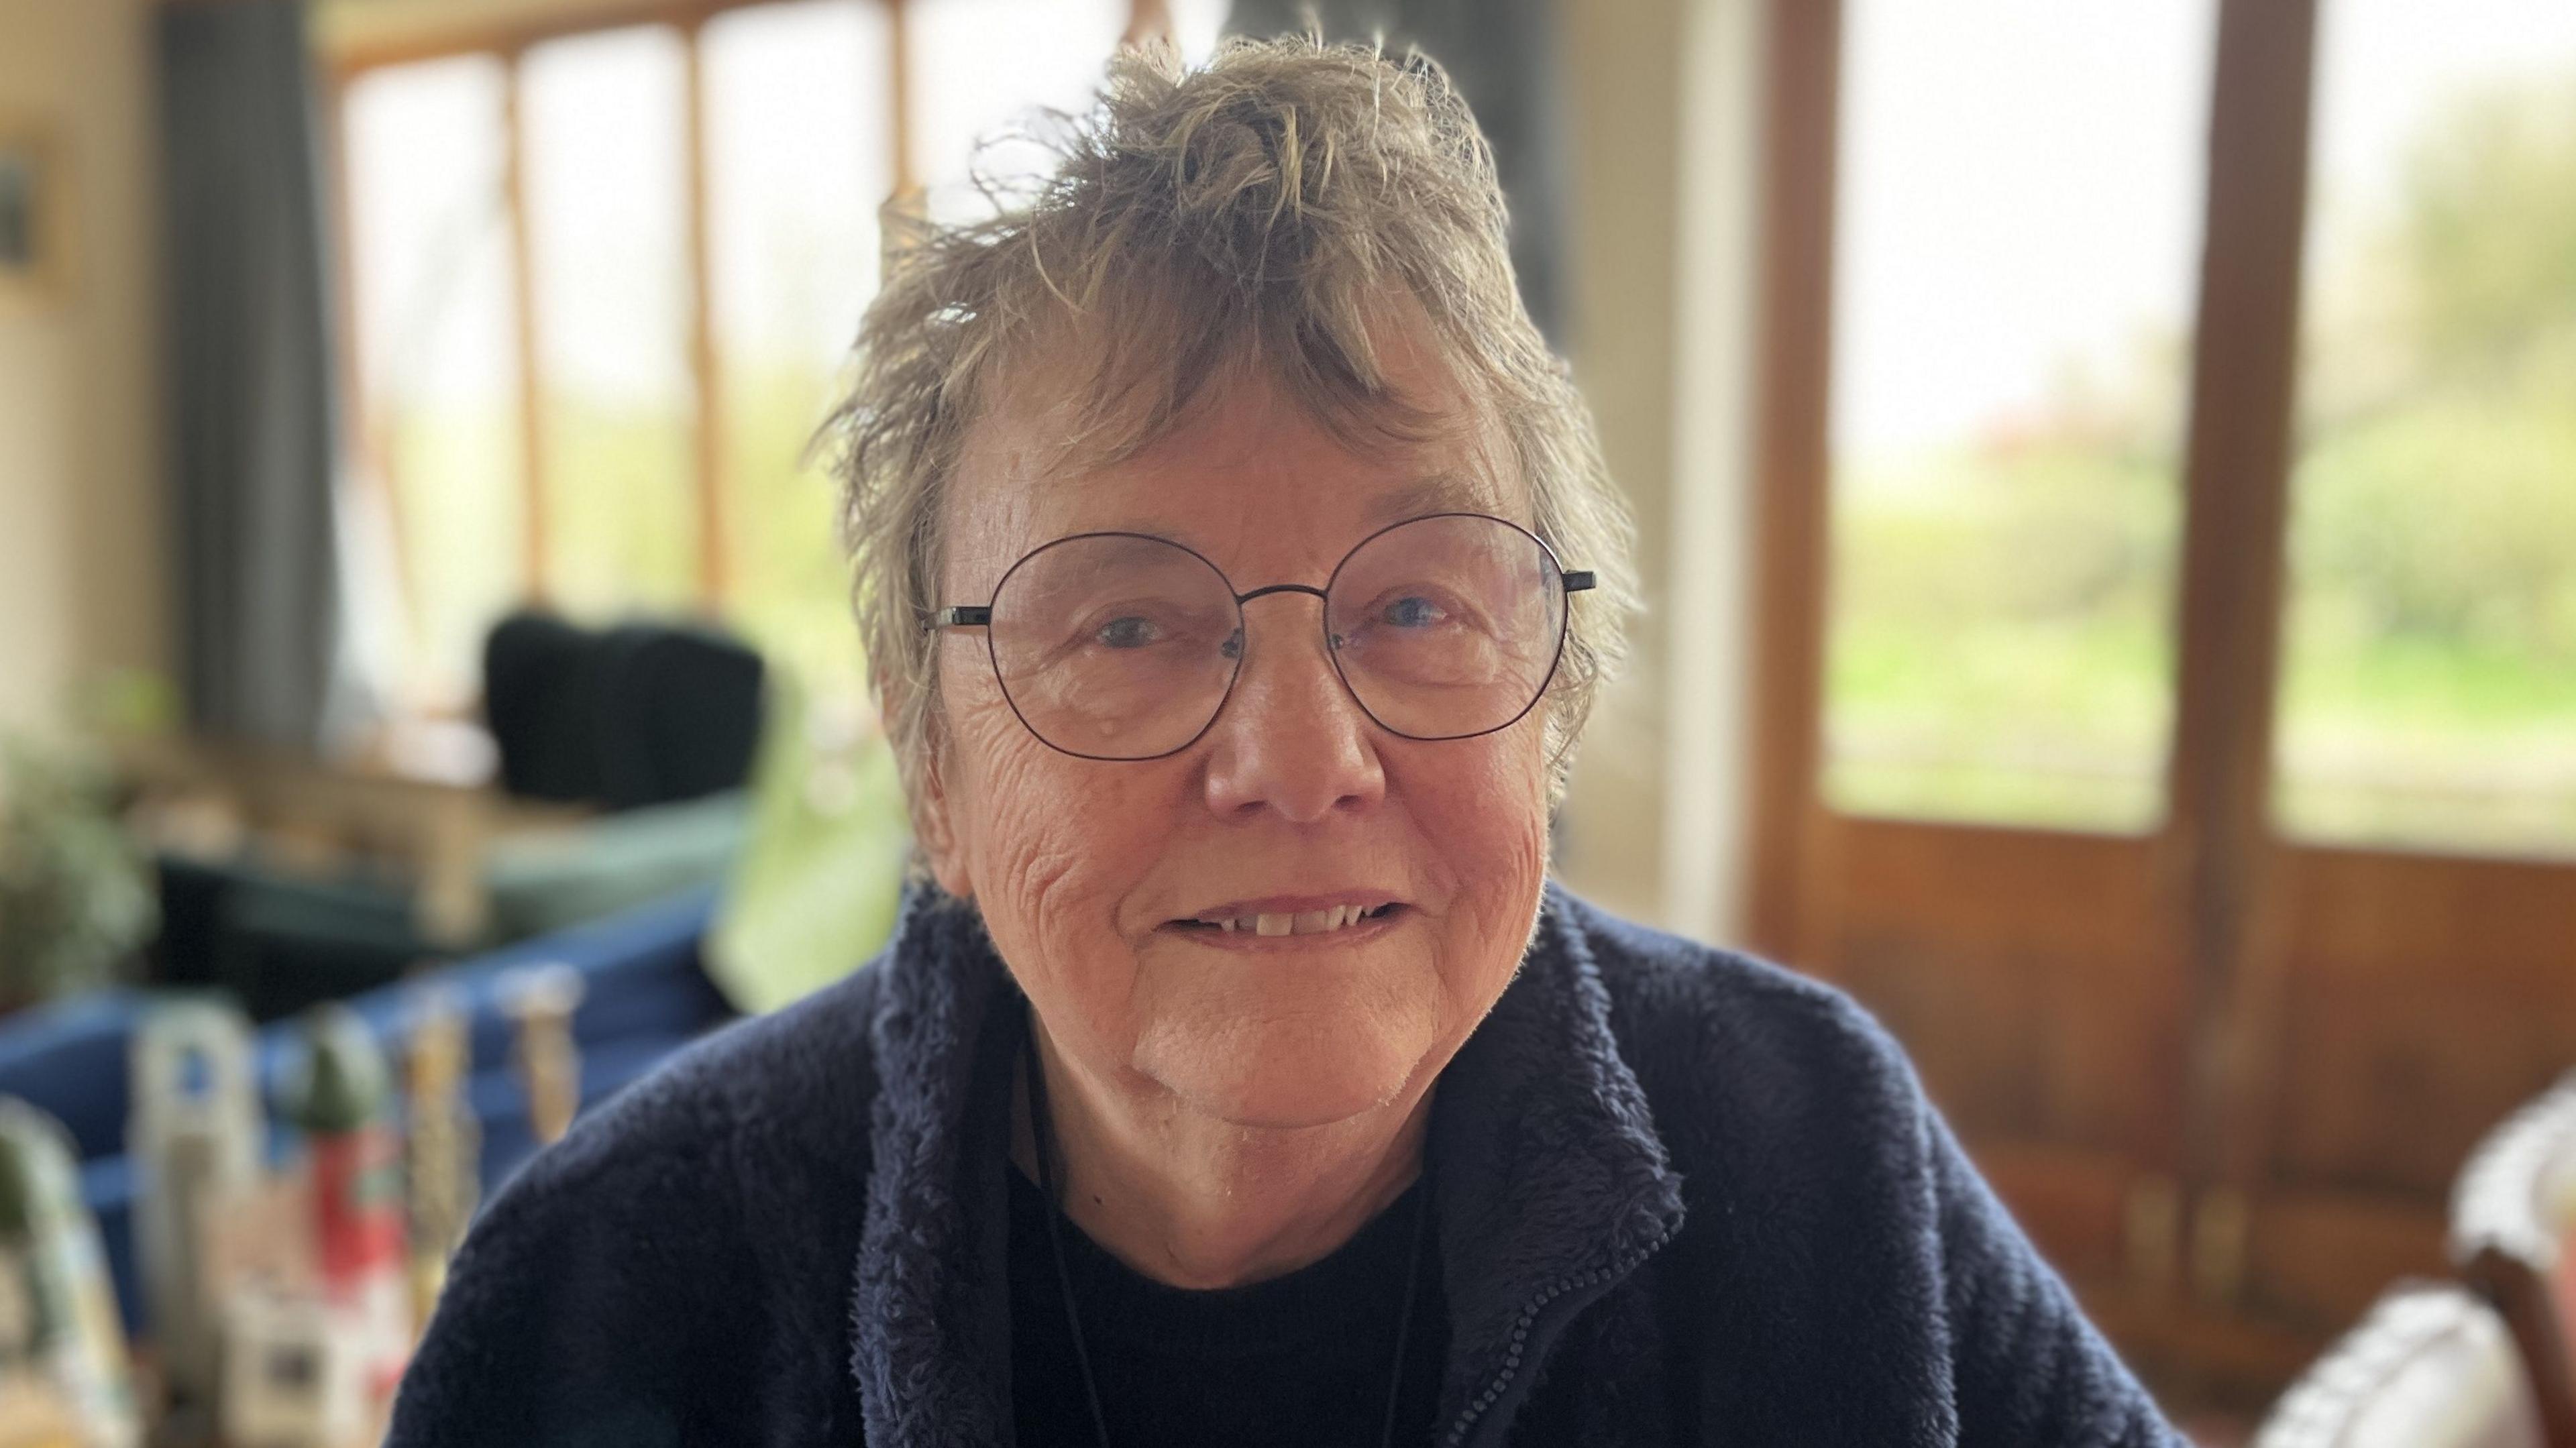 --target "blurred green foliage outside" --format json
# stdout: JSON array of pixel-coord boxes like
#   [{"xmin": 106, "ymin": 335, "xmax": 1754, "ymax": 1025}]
[
  {"xmin": 1828, "ymin": 67, "xmax": 2576, "ymax": 856},
  {"xmin": 2277, "ymin": 71, "xmax": 2576, "ymax": 854}
]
